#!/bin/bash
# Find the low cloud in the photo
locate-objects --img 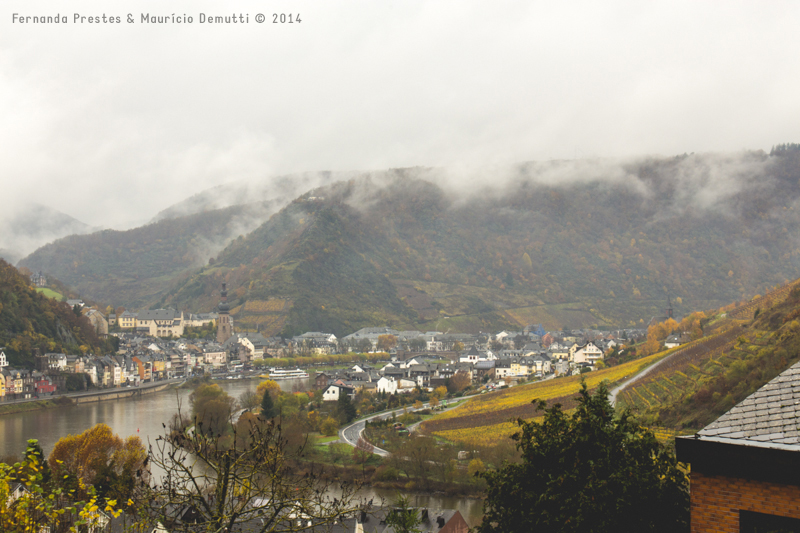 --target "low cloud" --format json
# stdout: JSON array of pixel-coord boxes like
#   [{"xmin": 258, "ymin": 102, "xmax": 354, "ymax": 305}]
[{"xmin": 2, "ymin": 1, "xmax": 799, "ymax": 243}]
